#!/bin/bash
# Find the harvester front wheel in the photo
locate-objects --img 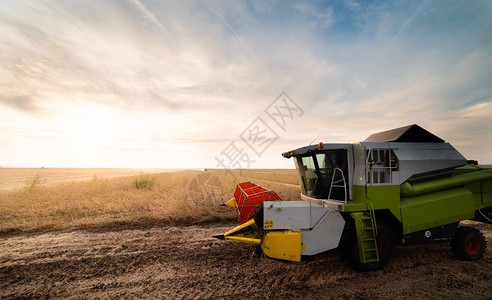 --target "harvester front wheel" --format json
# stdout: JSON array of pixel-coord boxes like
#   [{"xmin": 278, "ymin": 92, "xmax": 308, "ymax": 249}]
[
  {"xmin": 451, "ymin": 226, "xmax": 486, "ymax": 261},
  {"xmin": 351, "ymin": 219, "xmax": 394, "ymax": 271}
]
